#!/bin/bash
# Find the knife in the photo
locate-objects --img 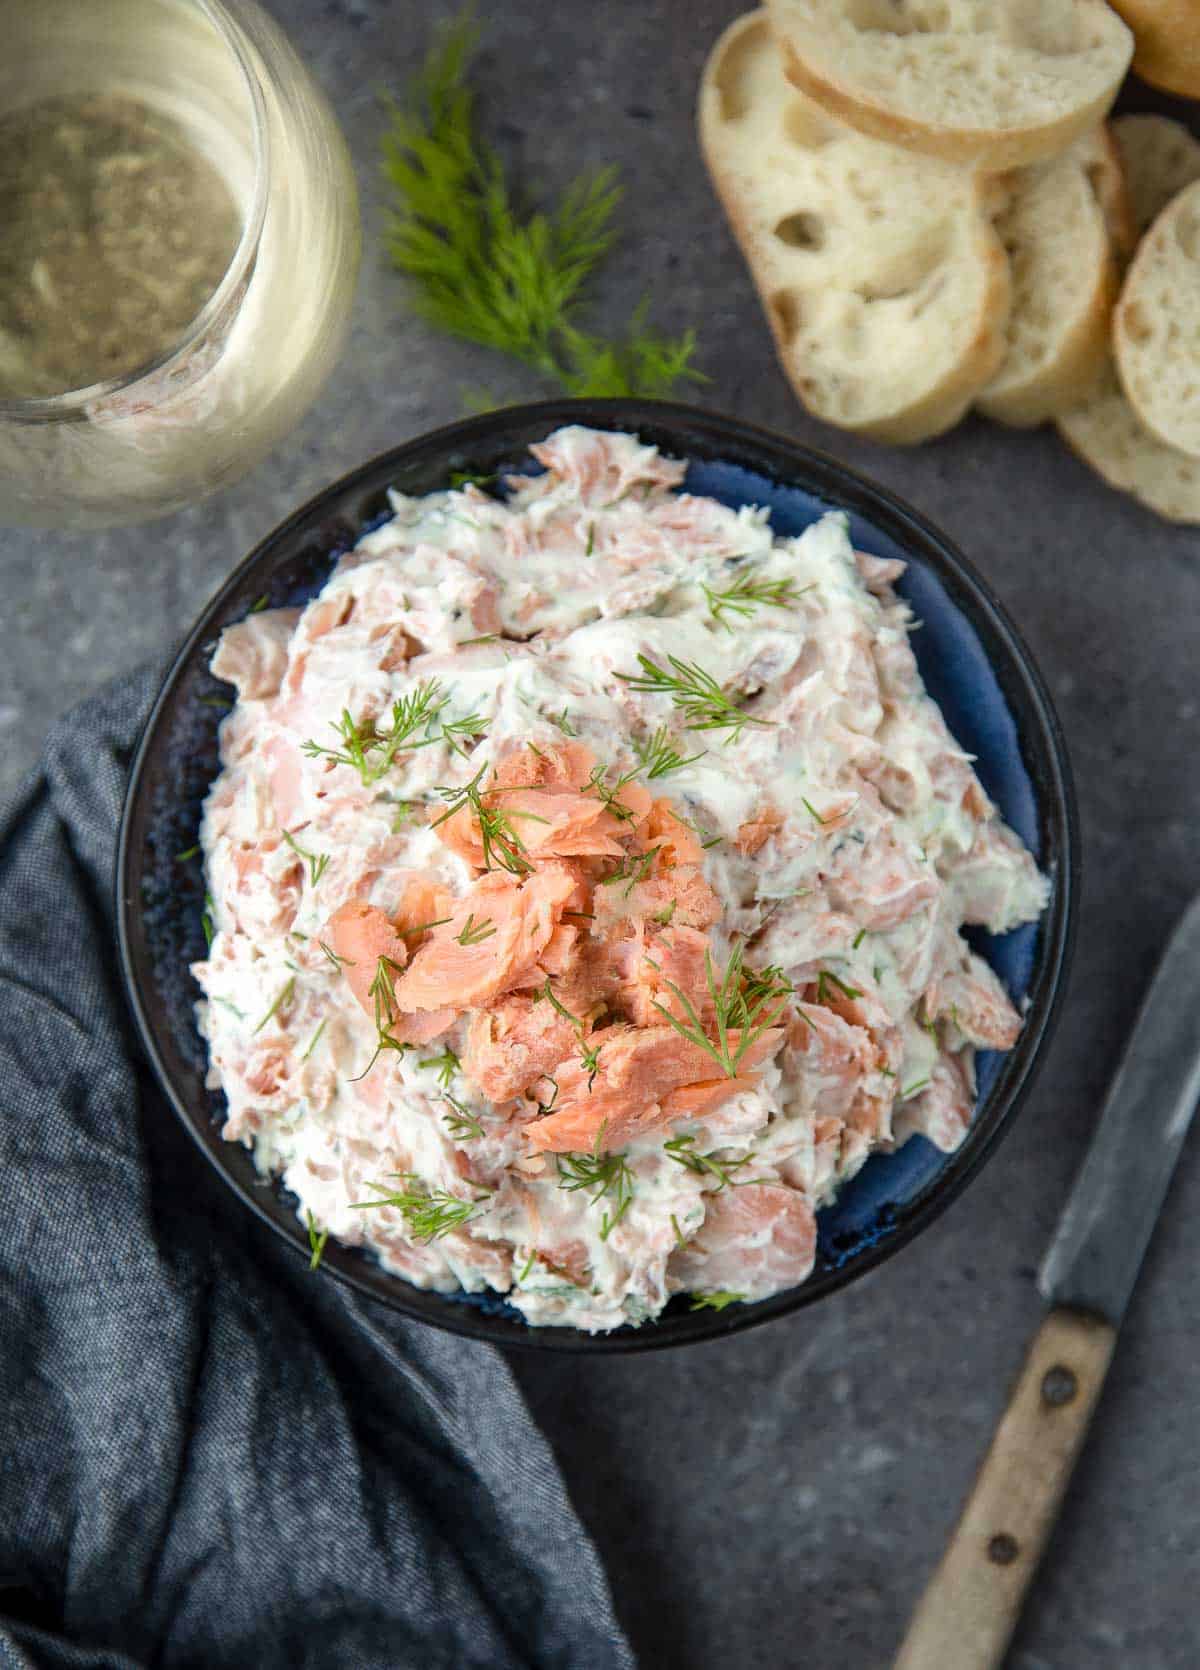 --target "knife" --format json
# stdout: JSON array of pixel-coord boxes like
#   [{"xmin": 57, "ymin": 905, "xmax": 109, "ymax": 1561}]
[{"xmin": 894, "ymin": 895, "xmax": 1200, "ymax": 1670}]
